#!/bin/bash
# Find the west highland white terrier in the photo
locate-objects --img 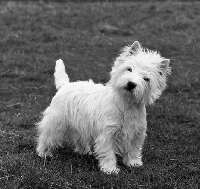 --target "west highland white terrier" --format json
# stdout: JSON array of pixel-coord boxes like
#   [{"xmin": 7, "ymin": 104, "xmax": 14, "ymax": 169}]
[{"xmin": 36, "ymin": 41, "xmax": 171, "ymax": 173}]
